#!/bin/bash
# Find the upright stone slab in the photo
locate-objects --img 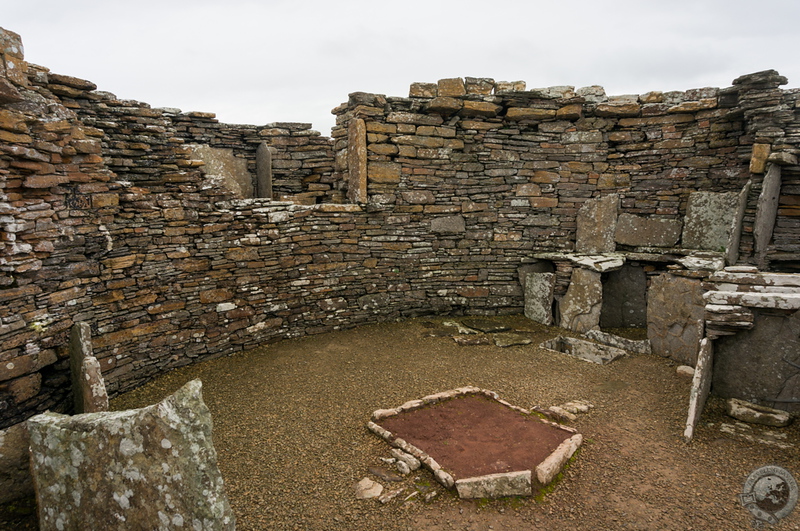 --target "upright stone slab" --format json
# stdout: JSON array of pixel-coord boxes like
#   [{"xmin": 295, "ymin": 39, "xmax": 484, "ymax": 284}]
[
  {"xmin": 559, "ymin": 268, "xmax": 602, "ymax": 333},
  {"xmin": 188, "ymin": 144, "xmax": 252, "ymax": 199},
  {"xmin": 575, "ymin": 194, "xmax": 618, "ymax": 253},
  {"xmin": 646, "ymin": 273, "xmax": 705, "ymax": 365},
  {"xmin": 70, "ymin": 322, "xmax": 108, "ymax": 414},
  {"xmin": 713, "ymin": 310, "xmax": 800, "ymax": 413},
  {"xmin": 256, "ymin": 141, "xmax": 274, "ymax": 199},
  {"xmin": 27, "ymin": 380, "xmax": 235, "ymax": 531},
  {"xmin": 347, "ymin": 118, "xmax": 367, "ymax": 203},
  {"xmin": 753, "ymin": 165, "xmax": 782, "ymax": 267},
  {"xmin": 524, "ymin": 272, "xmax": 556, "ymax": 325},
  {"xmin": 684, "ymin": 337, "xmax": 713, "ymax": 442},
  {"xmin": 682, "ymin": 191, "xmax": 741, "ymax": 251}
]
